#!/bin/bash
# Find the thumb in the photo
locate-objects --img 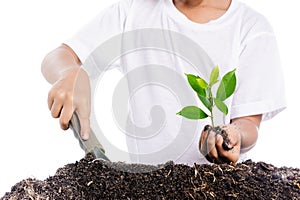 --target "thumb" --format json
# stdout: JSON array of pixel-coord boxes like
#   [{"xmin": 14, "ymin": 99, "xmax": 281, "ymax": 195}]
[
  {"xmin": 216, "ymin": 134, "xmax": 223, "ymax": 149},
  {"xmin": 77, "ymin": 113, "xmax": 90, "ymax": 141}
]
